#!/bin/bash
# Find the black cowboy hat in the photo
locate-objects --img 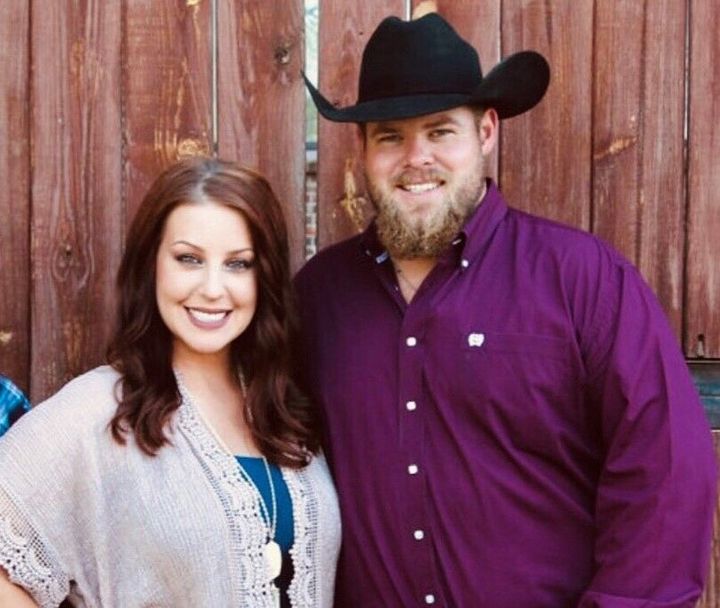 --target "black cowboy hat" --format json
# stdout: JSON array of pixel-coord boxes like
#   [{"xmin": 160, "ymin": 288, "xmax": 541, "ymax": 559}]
[{"xmin": 304, "ymin": 13, "xmax": 550, "ymax": 123}]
